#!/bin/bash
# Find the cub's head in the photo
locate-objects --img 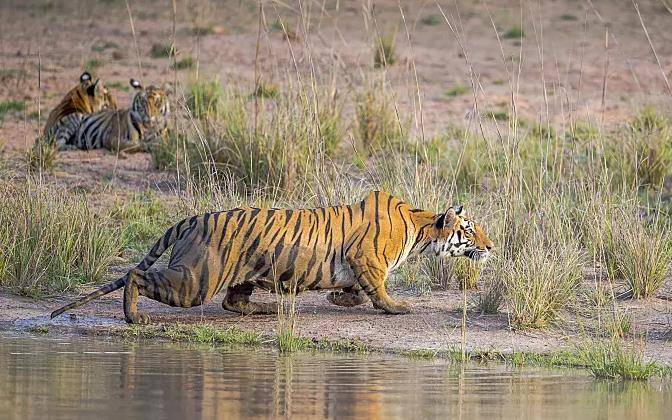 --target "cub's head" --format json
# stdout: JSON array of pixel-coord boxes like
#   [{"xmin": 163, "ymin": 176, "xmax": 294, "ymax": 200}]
[
  {"xmin": 434, "ymin": 206, "xmax": 493, "ymax": 261},
  {"xmin": 129, "ymin": 79, "xmax": 170, "ymax": 125},
  {"xmin": 80, "ymin": 71, "xmax": 117, "ymax": 112}
]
